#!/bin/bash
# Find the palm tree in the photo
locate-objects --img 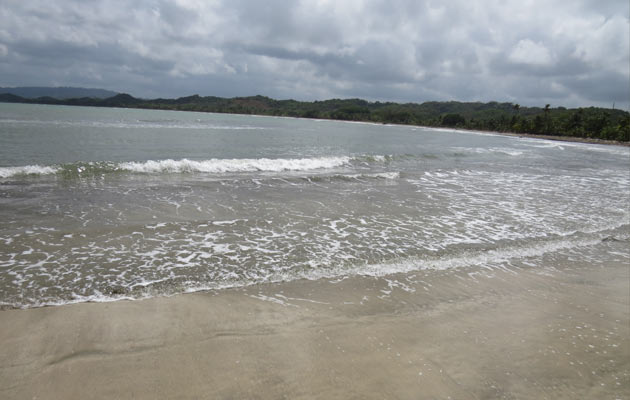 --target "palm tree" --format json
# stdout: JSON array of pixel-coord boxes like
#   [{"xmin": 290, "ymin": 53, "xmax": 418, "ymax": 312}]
[
  {"xmin": 513, "ymin": 103, "xmax": 520, "ymax": 114},
  {"xmin": 511, "ymin": 104, "xmax": 521, "ymax": 131},
  {"xmin": 543, "ymin": 104, "xmax": 551, "ymax": 134}
]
